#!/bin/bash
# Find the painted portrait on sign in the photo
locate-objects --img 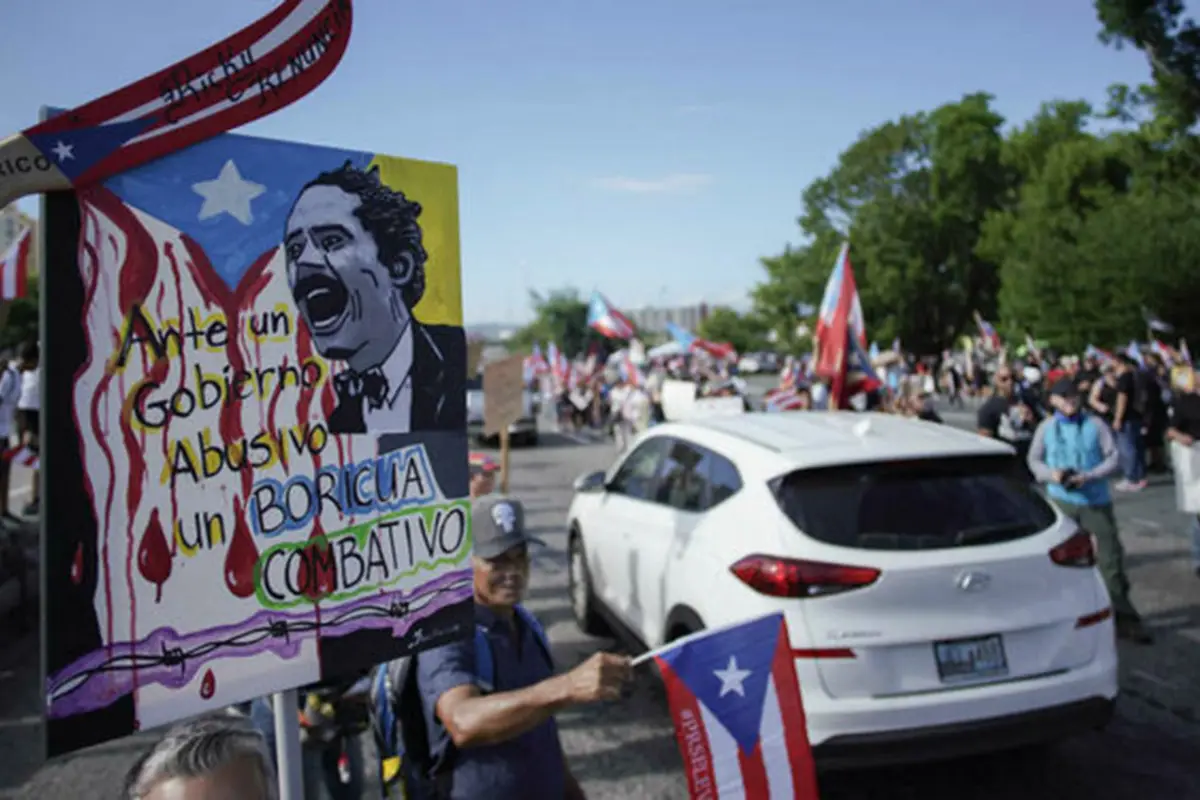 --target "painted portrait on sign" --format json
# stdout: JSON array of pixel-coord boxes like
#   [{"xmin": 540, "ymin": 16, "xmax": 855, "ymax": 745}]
[
  {"xmin": 41, "ymin": 132, "xmax": 471, "ymax": 757},
  {"xmin": 285, "ymin": 162, "xmax": 464, "ymax": 435}
]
